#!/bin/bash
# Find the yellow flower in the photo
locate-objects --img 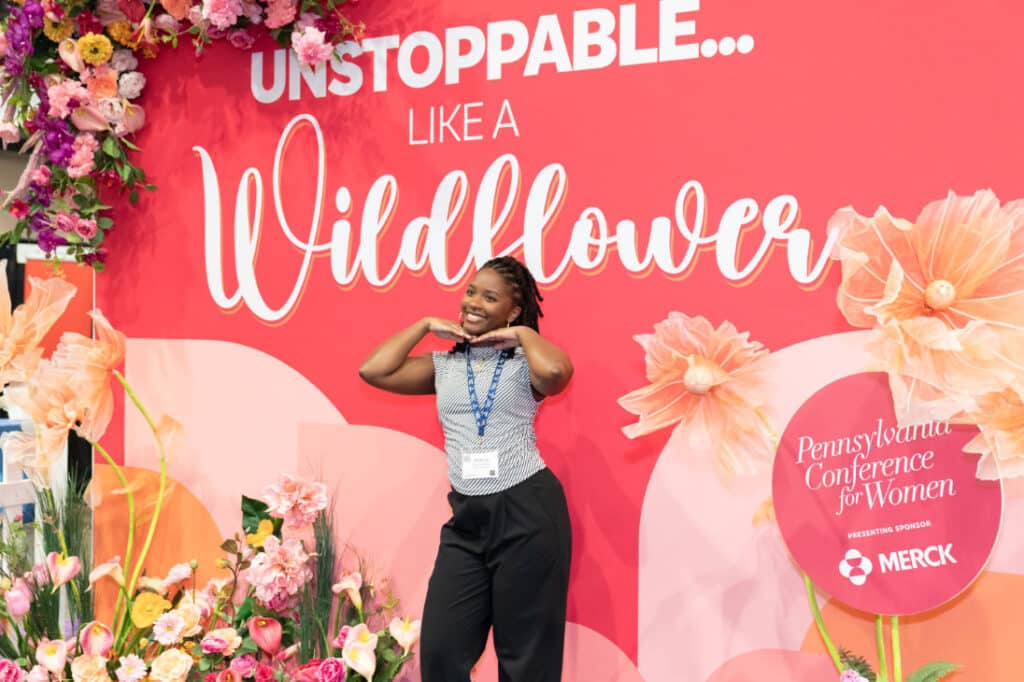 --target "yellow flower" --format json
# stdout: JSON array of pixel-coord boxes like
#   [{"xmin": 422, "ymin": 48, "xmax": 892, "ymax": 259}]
[
  {"xmin": 77, "ymin": 32, "xmax": 113, "ymax": 66},
  {"xmin": 131, "ymin": 591, "xmax": 171, "ymax": 629},
  {"xmin": 149, "ymin": 649, "xmax": 193, "ymax": 682},
  {"xmin": 107, "ymin": 21, "xmax": 135, "ymax": 47},
  {"xmin": 43, "ymin": 18, "xmax": 73, "ymax": 43},
  {"xmin": 245, "ymin": 519, "xmax": 274, "ymax": 548}
]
